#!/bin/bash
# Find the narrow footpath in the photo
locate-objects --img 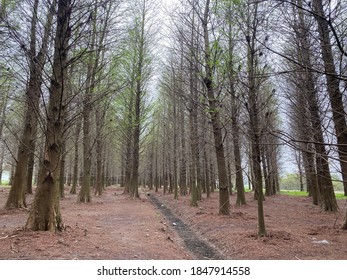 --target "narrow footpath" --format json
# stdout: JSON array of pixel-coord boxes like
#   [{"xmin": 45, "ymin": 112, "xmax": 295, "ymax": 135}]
[{"xmin": 149, "ymin": 194, "xmax": 224, "ymax": 260}]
